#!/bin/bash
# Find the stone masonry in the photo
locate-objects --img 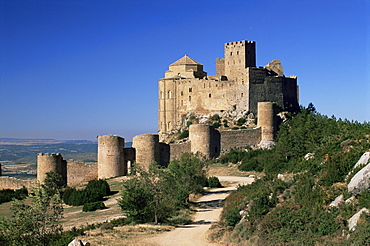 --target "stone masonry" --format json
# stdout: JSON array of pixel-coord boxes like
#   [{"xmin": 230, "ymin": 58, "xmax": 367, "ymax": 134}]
[{"xmin": 158, "ymin": 40, "xmax": 298, "ymax": 138}]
